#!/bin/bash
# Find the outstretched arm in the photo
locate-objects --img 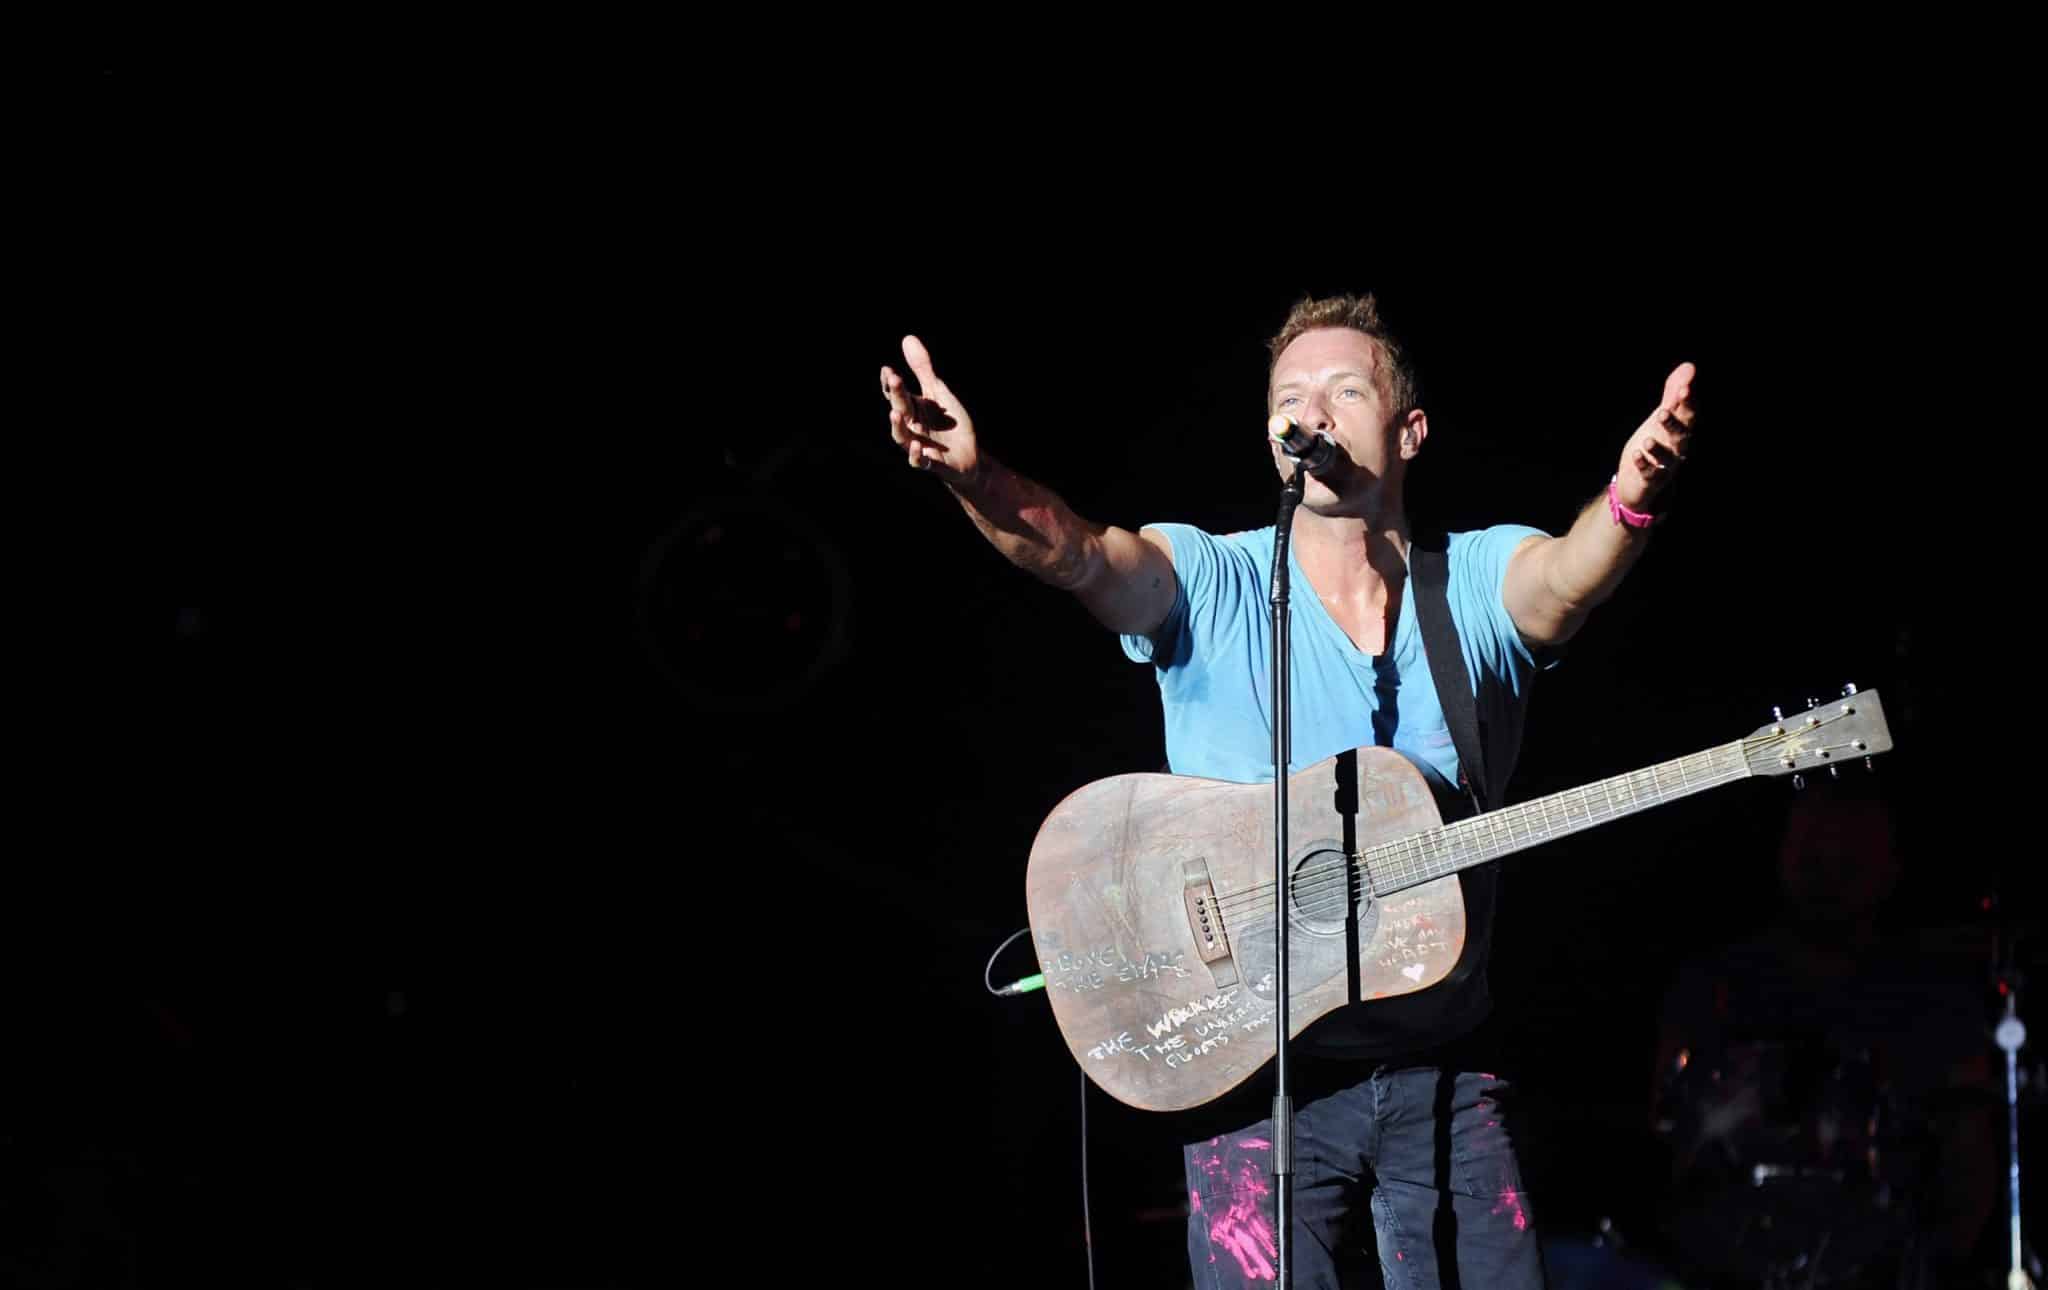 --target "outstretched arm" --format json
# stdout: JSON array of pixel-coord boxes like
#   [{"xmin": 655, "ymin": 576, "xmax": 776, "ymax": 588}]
[
  {"xmin": 1502, "ymin": 362, "xmax": 1697, "ymax": 647},
  {"xmin": 882, "ymin": 335, "xmax": 1178, "ymax": 637}
]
